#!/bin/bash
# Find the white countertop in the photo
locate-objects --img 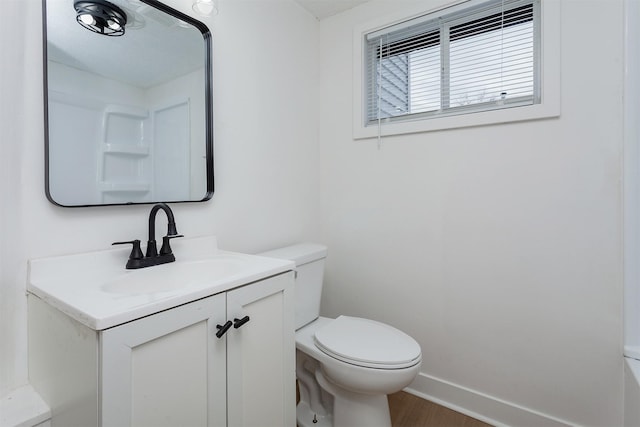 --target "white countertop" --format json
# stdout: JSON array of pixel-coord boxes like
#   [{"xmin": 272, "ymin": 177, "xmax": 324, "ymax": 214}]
[{"xmin": 27, "ymin": 236, "xmax": 294, "ymax": 330}]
